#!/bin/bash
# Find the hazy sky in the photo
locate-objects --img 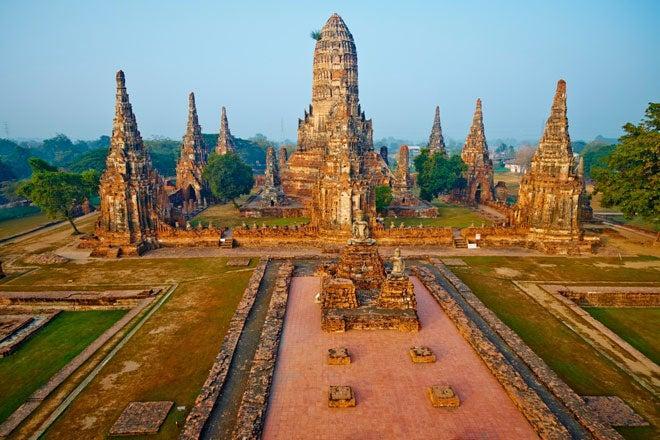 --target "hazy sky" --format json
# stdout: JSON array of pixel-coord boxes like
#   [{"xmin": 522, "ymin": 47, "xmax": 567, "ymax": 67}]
[{"xmin": 1, "ymin": 0, "xmax": 658, "ymax": 143}]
